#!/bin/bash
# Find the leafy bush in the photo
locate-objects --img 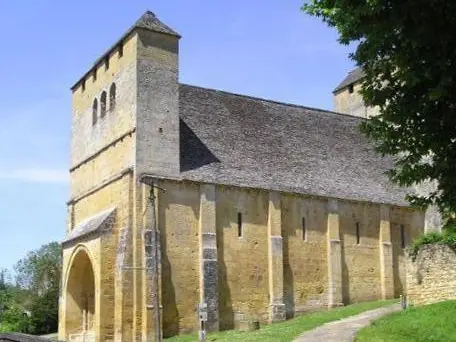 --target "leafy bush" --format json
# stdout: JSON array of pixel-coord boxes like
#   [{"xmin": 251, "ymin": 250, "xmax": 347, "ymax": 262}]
[{"xmin": 409, "ymin": 222, "xmax": 456, "ymax": 261}]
